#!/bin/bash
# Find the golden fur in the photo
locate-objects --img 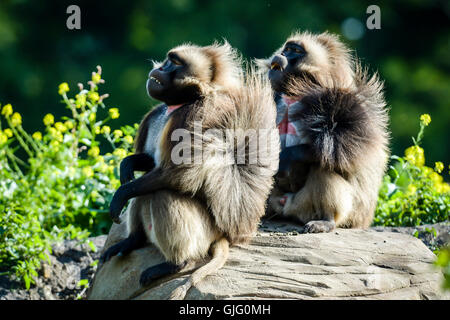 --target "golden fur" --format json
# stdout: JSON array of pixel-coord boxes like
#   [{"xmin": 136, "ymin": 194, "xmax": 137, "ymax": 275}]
[
  {"xmin": 261, "ymin": 31, "xmax": 389, "ymax": 230},
  {"xmin": 126, "ymin": 42, "xmax": 279, "ymax": 298}
]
